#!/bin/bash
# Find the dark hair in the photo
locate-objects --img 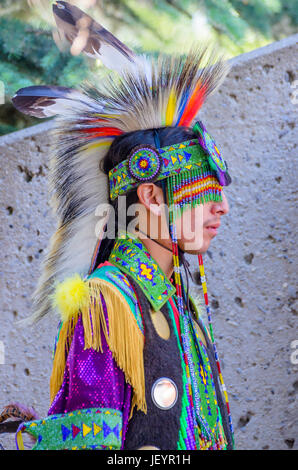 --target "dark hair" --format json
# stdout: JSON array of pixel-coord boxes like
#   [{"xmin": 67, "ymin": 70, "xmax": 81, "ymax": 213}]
[{"xmin": 94, "ymin": 126, "xmax": 197, "ymax": 268}]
